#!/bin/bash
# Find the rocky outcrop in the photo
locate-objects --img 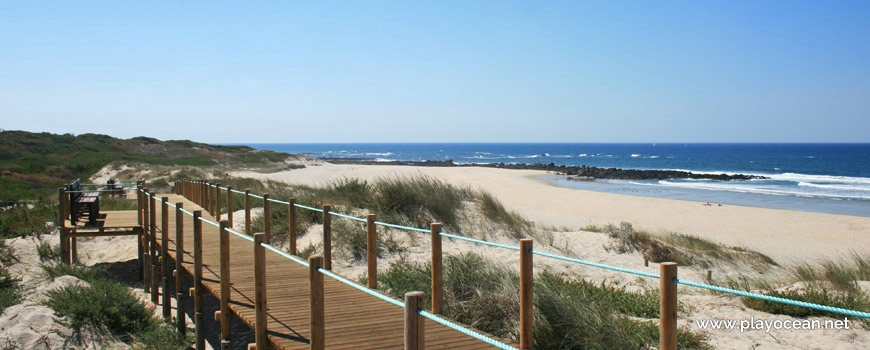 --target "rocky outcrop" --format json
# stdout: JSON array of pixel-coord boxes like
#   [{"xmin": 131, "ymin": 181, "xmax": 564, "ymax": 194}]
[{"xmin": 324, "ymin": 158, "xmax": 766, "ymax": 181}]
